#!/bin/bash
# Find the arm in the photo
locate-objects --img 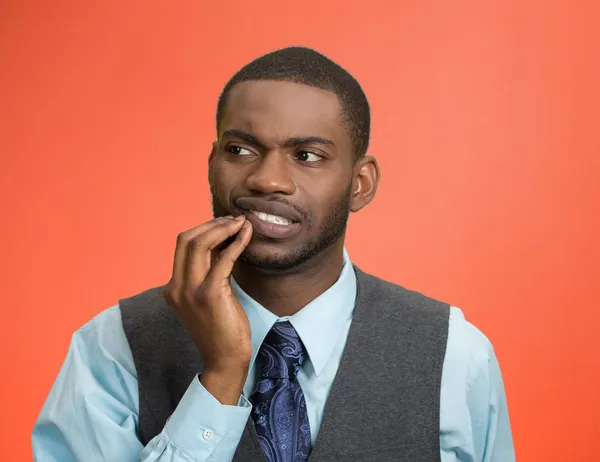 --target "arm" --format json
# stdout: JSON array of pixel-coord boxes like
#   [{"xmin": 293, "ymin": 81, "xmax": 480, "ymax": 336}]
[
  {"xmin": 440, "ymin": 308, "xmax": 515, "ymax": 462},
  {"xmin": 468, "ymin": 343, "xmax": 515, "ymax": 462},
  {"xmin": 142, "ymin": 375, "xmax": 252, "ymax": 461},
  {"xmin": 32, "ymin": 306, "xmax": 251, "ymax": 462}
]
